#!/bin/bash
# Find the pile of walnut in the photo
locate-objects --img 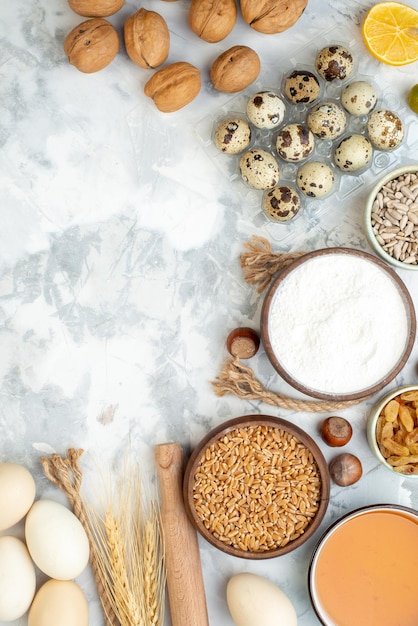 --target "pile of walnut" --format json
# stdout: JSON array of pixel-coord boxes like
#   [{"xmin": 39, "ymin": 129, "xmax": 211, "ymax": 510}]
[{"xmin": 63, "ymin": 0, "xmax": 308, "ymax": 112}]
